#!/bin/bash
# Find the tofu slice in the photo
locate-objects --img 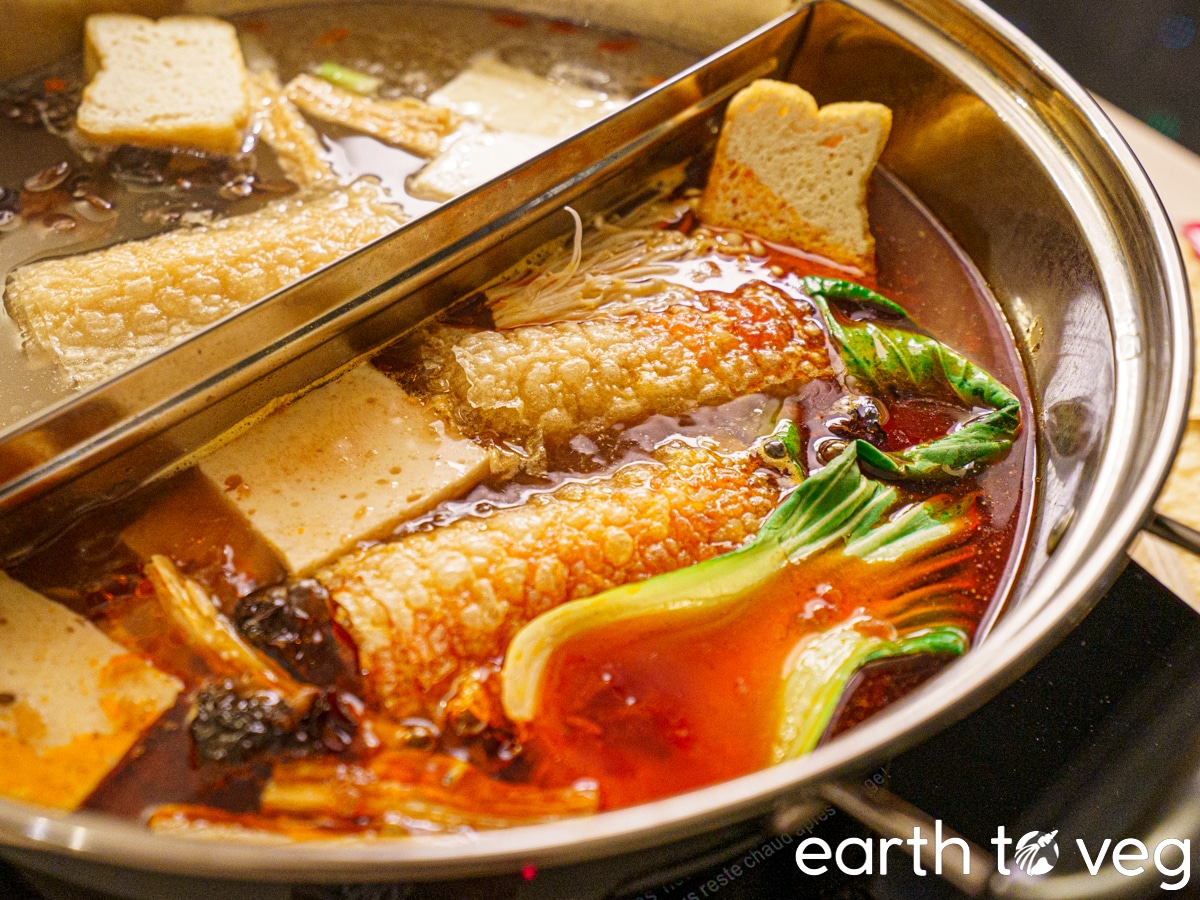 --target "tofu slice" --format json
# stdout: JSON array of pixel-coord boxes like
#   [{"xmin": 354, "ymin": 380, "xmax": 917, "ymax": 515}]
[
  {"xmin": 77, "ymin": 14, "xmax": 250, "ymax": 155},
  {"xmin": 0, "ymin": 573, "xmax": 182, "ymax": 810},
  {"xmin": 699, "ymin": 79, "xmax": 892, "ymax": 273},
  {"xmin": 197, "ymin": 364, "xmax": 490, "ymax": 575},
  {"xmin": 428, "ymin": 54, "xmax": 625, "ymax": 140},
  {"xmin": 409, "ymin": 130, "xmax": 554, "ymax": 201}
]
